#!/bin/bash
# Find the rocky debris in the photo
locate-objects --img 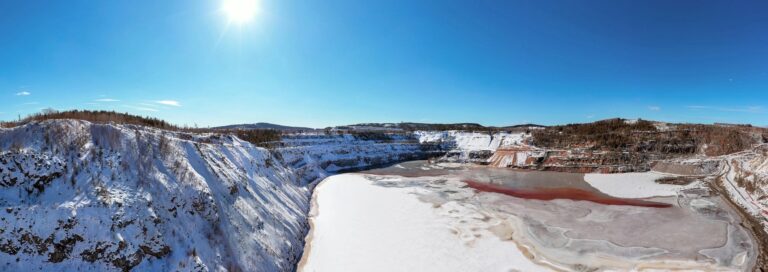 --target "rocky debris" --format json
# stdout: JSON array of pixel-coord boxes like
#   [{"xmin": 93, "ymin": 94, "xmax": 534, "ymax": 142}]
[
  {"xmin": 652, "ymin": 160, "xmax": 722, "ymax": 176},
  {"xmin": 654, "ymin": 176, "xmax": 699, "ymax": 185},
  {"xmin": 0, "ymin": 151, "xmax": 66, "ymax": 196},
  {"xmin": 442, "ymin": 150, "xmax": 494, "ymax": 164}
]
